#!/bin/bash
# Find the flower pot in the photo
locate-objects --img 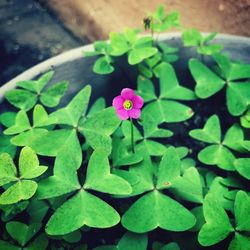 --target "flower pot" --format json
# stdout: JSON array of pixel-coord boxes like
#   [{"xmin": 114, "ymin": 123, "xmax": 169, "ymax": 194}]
[
  {"xmin": 0, "ymin": 32, "xmax": 250, "ymax": 250},
  {"xmin": 1, "ymin": 33, "xmax": 250, "ymax": 105}
]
